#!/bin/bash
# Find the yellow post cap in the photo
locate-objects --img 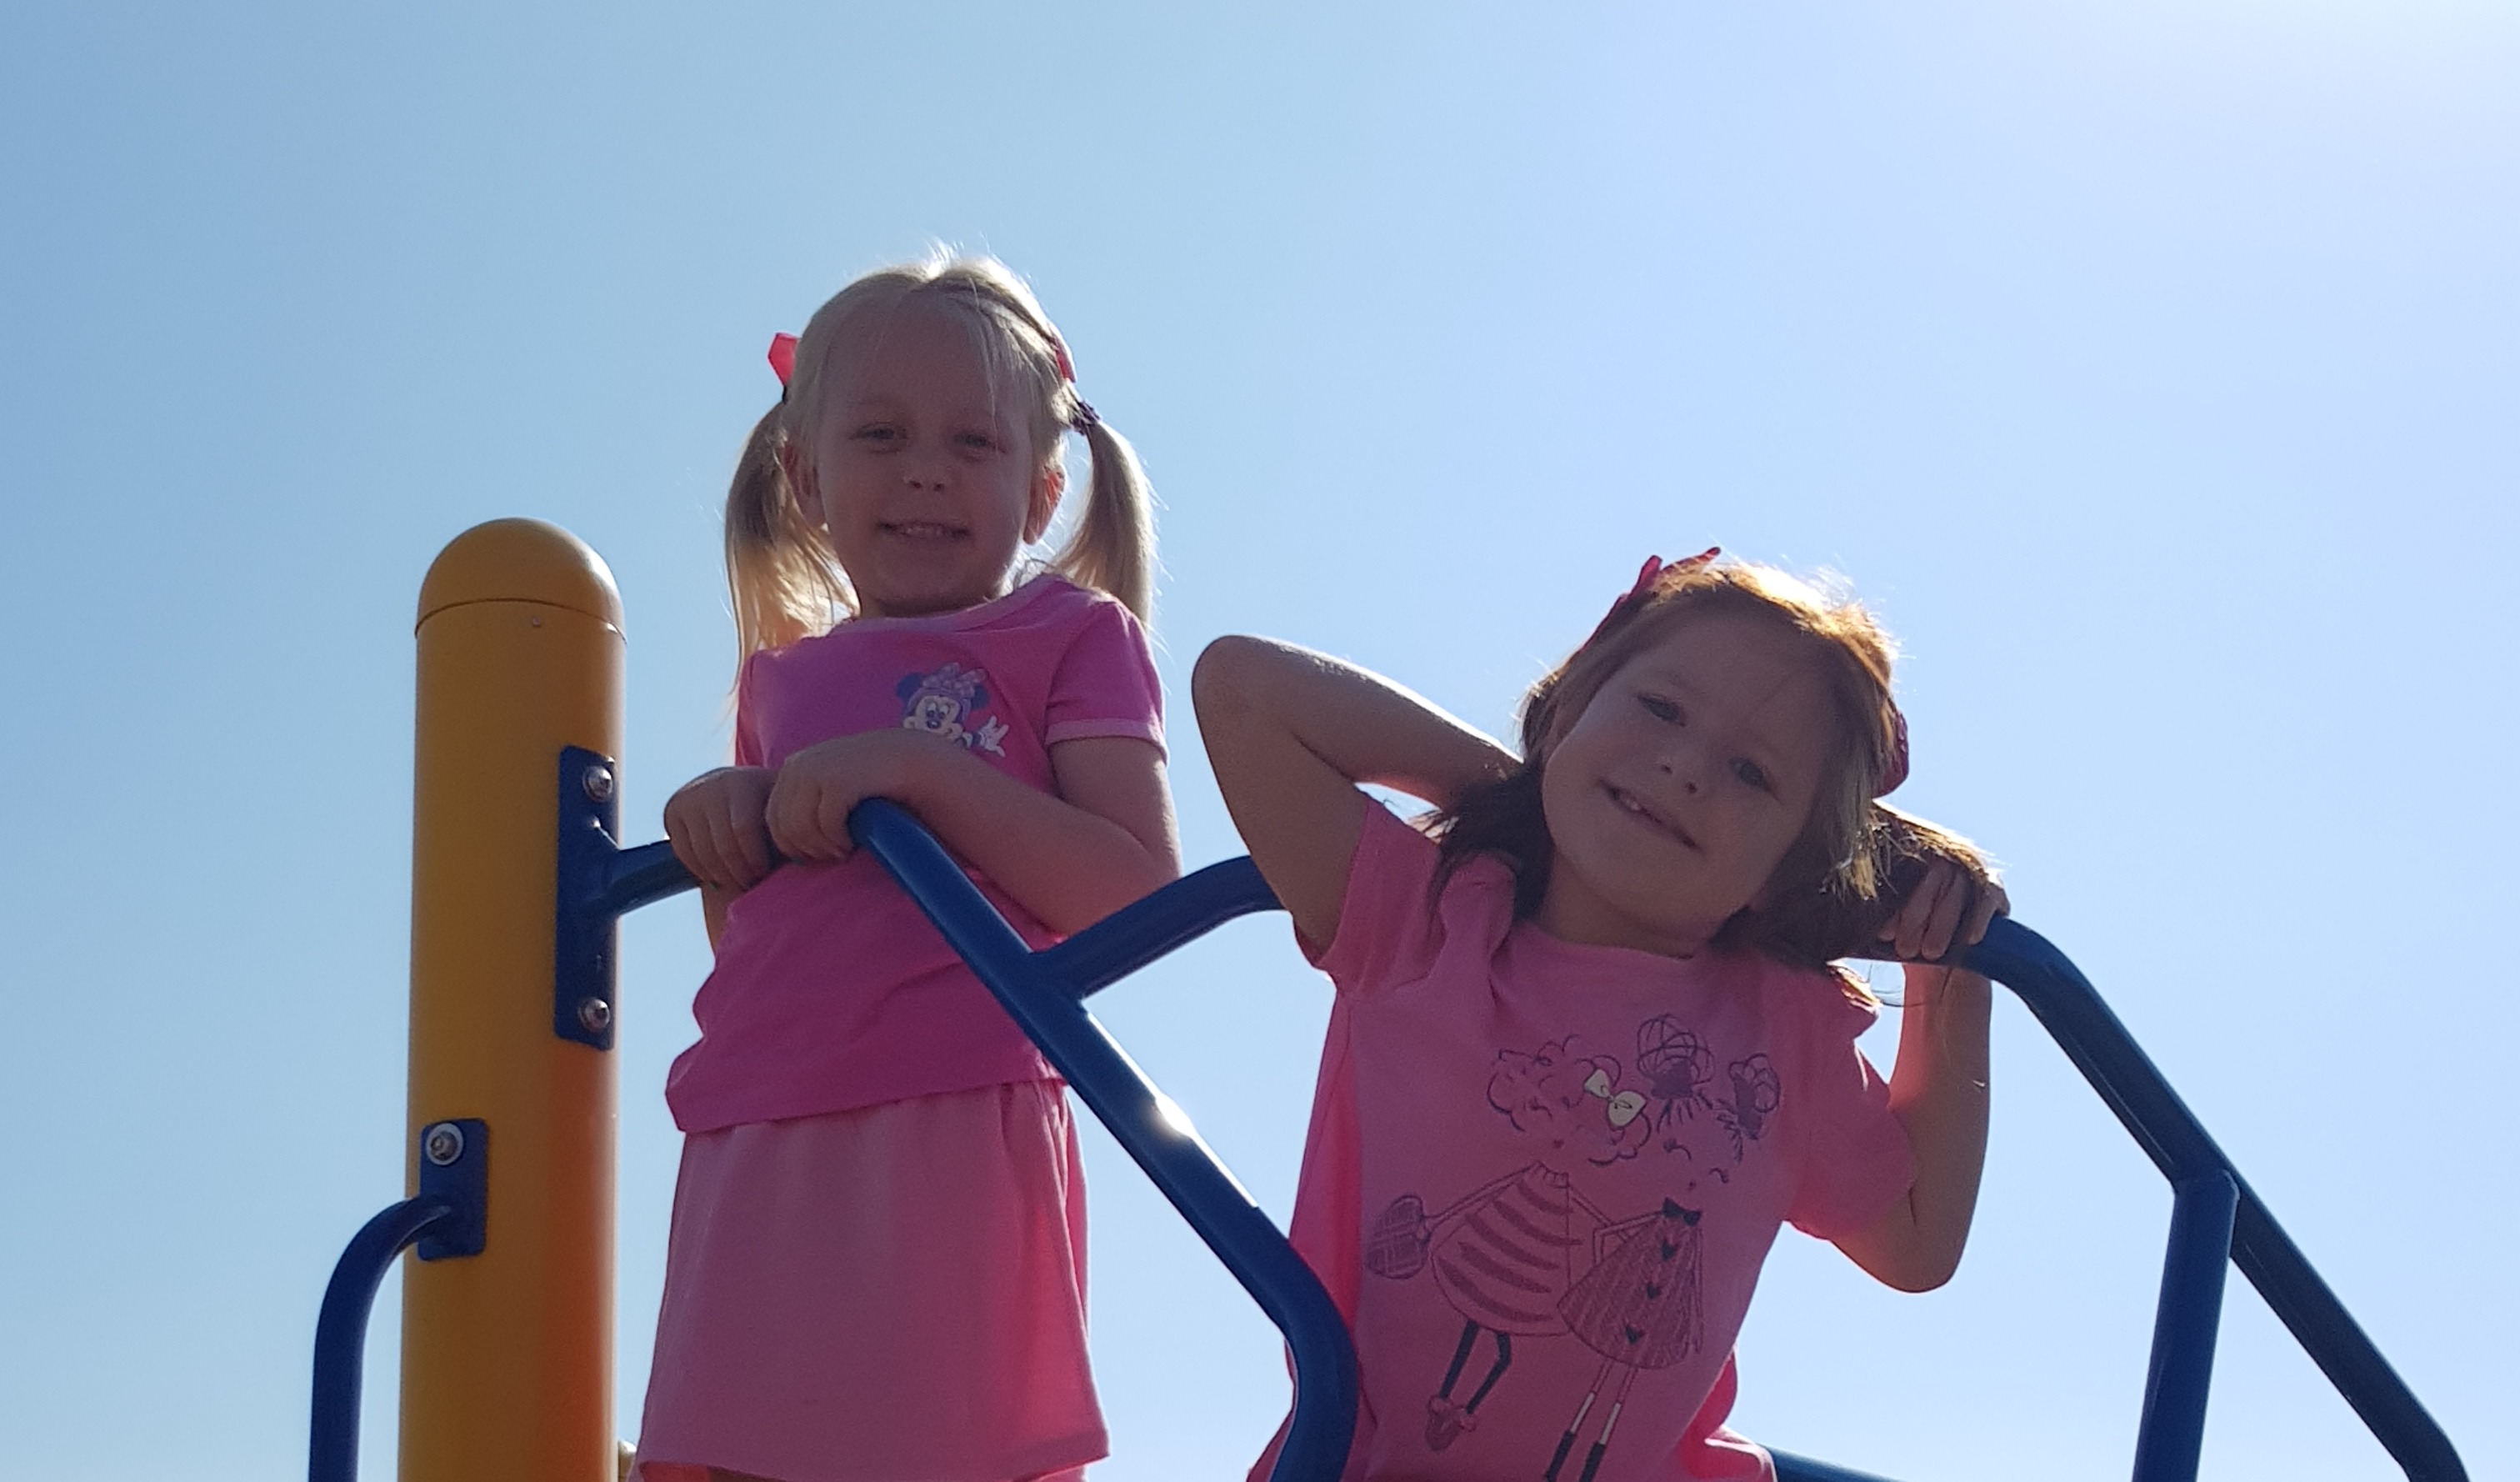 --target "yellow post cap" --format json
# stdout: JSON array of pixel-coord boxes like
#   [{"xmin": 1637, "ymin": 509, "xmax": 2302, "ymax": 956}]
[{"xmin": 417, "ymin": 518, "xmax": 625, "ymax": 632}]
